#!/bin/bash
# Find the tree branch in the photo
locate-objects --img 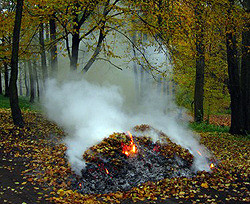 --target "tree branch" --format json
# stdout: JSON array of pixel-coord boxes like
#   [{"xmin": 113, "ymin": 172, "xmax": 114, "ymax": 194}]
[{"xmin": 96, "ymin": 57, "xmax": 123, "ymax": 70}]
